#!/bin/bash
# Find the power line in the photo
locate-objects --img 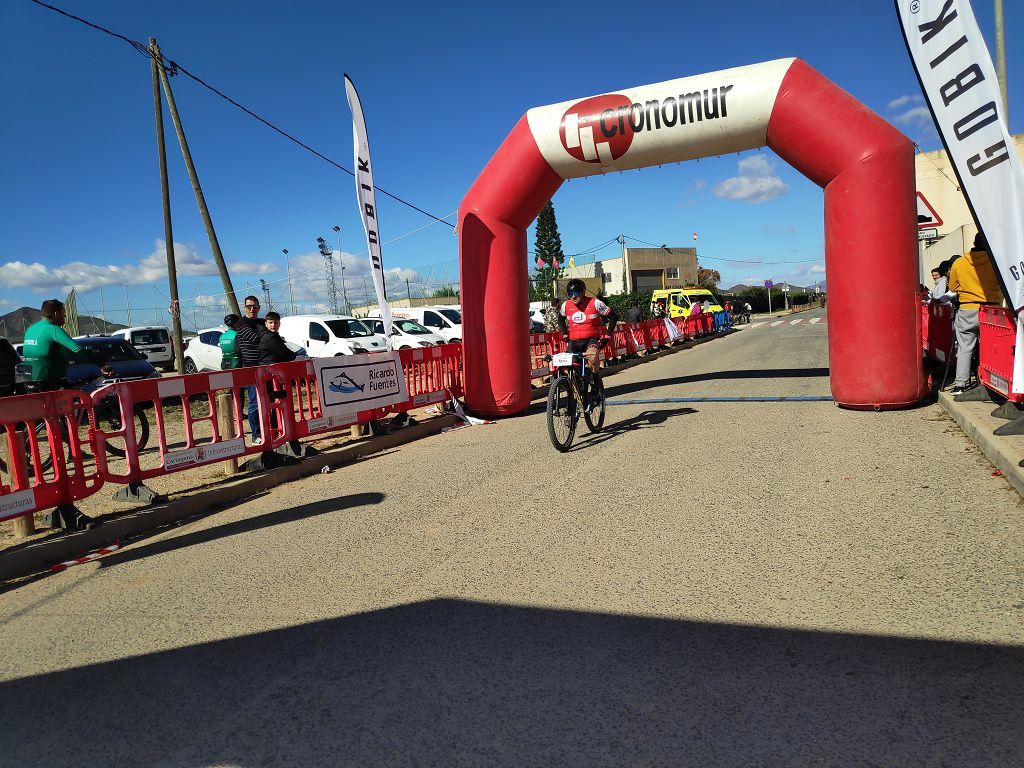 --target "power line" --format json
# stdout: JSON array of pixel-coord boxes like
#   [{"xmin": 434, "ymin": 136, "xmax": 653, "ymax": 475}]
[
  {"xmin": 28, "ymin": 0, "xmax": 455, "ymax": 228},
  {"xmin": 622, "ymin": 234, "xmax": 823, "ymax": 265}
]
